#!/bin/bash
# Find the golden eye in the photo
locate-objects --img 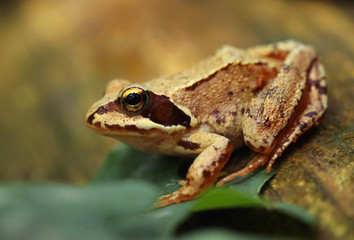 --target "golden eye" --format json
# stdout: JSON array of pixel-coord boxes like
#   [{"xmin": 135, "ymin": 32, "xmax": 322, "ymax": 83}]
[{"xmin": 120, "ymin": 87, "xmax": 149, "ymax": 113}]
